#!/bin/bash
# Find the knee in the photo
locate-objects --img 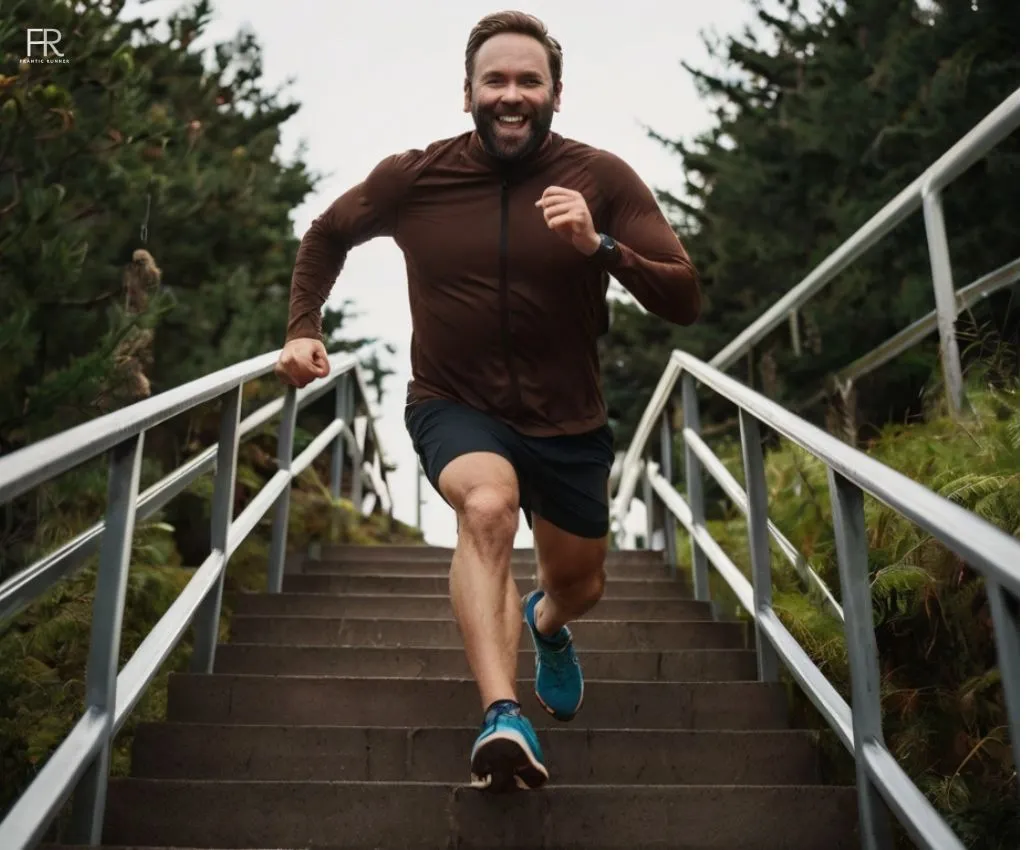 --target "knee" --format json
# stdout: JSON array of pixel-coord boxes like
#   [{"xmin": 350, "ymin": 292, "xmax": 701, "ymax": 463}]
[
  {"xmin": 458, "ymin": 485, "xmax": 518, "ymax": 553},
  {"xmin": 579, "ymin": 565, "xmax": 606, "ymax": 605}
]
